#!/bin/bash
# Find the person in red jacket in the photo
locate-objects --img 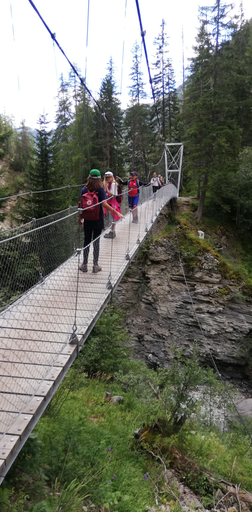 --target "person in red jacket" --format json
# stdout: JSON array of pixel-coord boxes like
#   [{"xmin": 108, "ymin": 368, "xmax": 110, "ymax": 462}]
[{"xmin": 116, "ymin": 171, "xmax": 148, "ymax": 223}]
